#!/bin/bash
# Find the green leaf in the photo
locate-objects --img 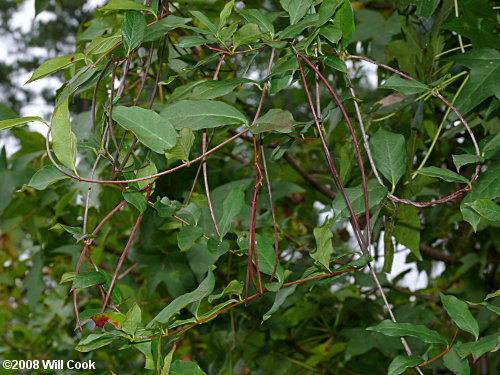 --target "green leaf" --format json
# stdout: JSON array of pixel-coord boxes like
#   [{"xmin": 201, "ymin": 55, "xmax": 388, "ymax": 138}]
[
  {"xmin": 160, "ymin": 100, "xmax": 247, "ymax": 130},
  {"xmin": 443, "ymin": 347, "xmax": 470, "ymax": 375},
  {"xmin": 143, "ymin": 16, "xmax": 193, "ymax": 42},
  {"xmin": 90, "ymin": 312, "xmax": 125, "ymax": 329},
  {"xmin": 367, "ymin": 320, "xmax": 447, "ymax": 344},
  {"xmin": 281, "ymin": 0, "xmax": 312, "ymax": 25},
  {"xmin": 136, "ymin": 158, "xmax": 158, "ymax": 191},
  {"xmin": 417, "ymin": 166, "xmax": 470, "ymax": 185},
  {"xmin": 25, "ymin": 165, "xmax": 70, "ymax": 190},
  {"xmin": 99, "ymin": 0, "xmax": 156, "ymax": 17},
  {"xmin": 452, "ymin": 154, "xmax": 484, "ymax": 171},
  {"xmin": 208, "ymin": 280, "xmax": 243, "ymax": 303},
  {"xmin": 176, "ymin": 36, "xmax": 208, "ymax": 48},
  {"xmin": 466, "ymin": 199, "xmax": 500, "ymax": 221},
  {"xmin": 154, "ymin": 197, "xmax": 181, "ymax": 218},
  {"xmin": 219, "ymin": 185, "xmax": 245, "ymax": 239},
  {"xmin": 165, "ymin": 128, "xmax": 195, "ymax": 163},
  {"xmin": 237, "ymin": 9, "xmax": 275, "ymax": 36},
  {"xmin": 251, "ymin": 109, "xmax": 296, "ymax": 134},
  {"xmin": 123, "ymin": 190, "xmax": 148, "ymax": 213},
  {"xmin": 263, "ymin": 285, "xmax": 297, "ymax": 321},
  {"xmin": 331, "ymin": 0, "xmax": 354, "ymax": 46},
  {"xmin": 233, "ymin": 23, "xmax": 263, "ymax": 48},
  {"xmin": 72, "ymin": 271, "xmax": 107, "ymax": 289},
  {"xmin": 122, "ymin": 11, "xmax": 147, "ymax": 55},
  {"xmin": 190, "ymin": 10, "xmax": 217, "ymax": 34},
  {"xmin": 393, "ymin": 204, "xmax": 422, "ymax": 260},
  {"xmin": 325, "ymin": 56, "xmax": 348, "ymax": 73},
  {"xmin": 59, "ymin": 272, "xmax": 76, "ymax": 284},
  {"xmin": 26, "ymin": 53, "xmax": 84, "ymax": 84},
  {"xmin": 148, "ymin": 270, "xmax": 215, "ymax": 325},
  {"xmin": 459, "ymin": 334, "xmax": 500, "ymax": 360},
  {"xmin": 177, "ymin": 225, "xmax": 203, "ymax": 250},
  {"xmin": 388, "ymin": 355, "xmax": 424, "ymax": 375},
  {"xmin": 218, "ymin": 0, "xmax": 235, "ymax": 31},
  {"xmin": 85, "ymin": 32, "xmax": 122, "ymax": 57},
  {"xmin": 448, "ymin": 48, "xmax": 500, "ymax": 117},
  {"xmin": 414, "ymin": 0, "xmax": 440, "ymax": 18},
  {"xmin": 254, "ymin": 233, "xmax": 284, "ymax": 282},
  {"xmin": 52, "ymin": 97, "xmax": 77, "ymax": 171},
  {"xmin": 160, "ymin": 345, "xmax": 176, "ymax": 375},
  {"xmin": 280, "ymin": 14, "xmax": 319, "ymax": 39},
  {"xmin": 460, "ymin": 164, "xmax": 500, "ymax": 230},
  {"xmin": 170, "ymin": 360, "xmax": 207, "ymax": 375},
  {"xmin": 381, "ymin": 74, "xmax": 430, "ymax": 95},
  {"xmin": 121, "ymin": 304, "xmax": 142, "ymax": 335},
  {"xmin": 0, "ymin": 116, "xmax": 47, "ymax": 130},
  {"xmin": 440, "ymin": 293, "xmax": 479, "ymax": 339},
  {"xmin": 370, "ymin": 128, "xmax": 407, "ymax": 190},
  {"xmin": 113, "ymin": 106, "xmax": 177, "ymax": 153},
  {"xmin": 331, "ymin": 180, "xmax": 388, "ymax": 219},
  {"xmin": 76, "ymin": 332, "xmax": 121, "ymax": 352},
  {"xmin": 311, "ymin": 218, "xmax": 334, "ymax": 271},
  {"xmin": 191, "ymin": 78, "xmax": 256, "ymax": 100}
]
